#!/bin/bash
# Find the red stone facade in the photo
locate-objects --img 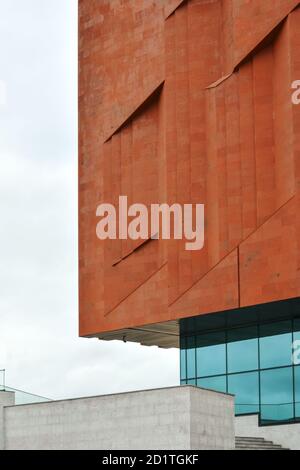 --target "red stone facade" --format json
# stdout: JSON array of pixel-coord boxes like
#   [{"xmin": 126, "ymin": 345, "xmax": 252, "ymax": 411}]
[{"xmin": 79, "ymin": 0, "xmax": 300, "ymax": 341}]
